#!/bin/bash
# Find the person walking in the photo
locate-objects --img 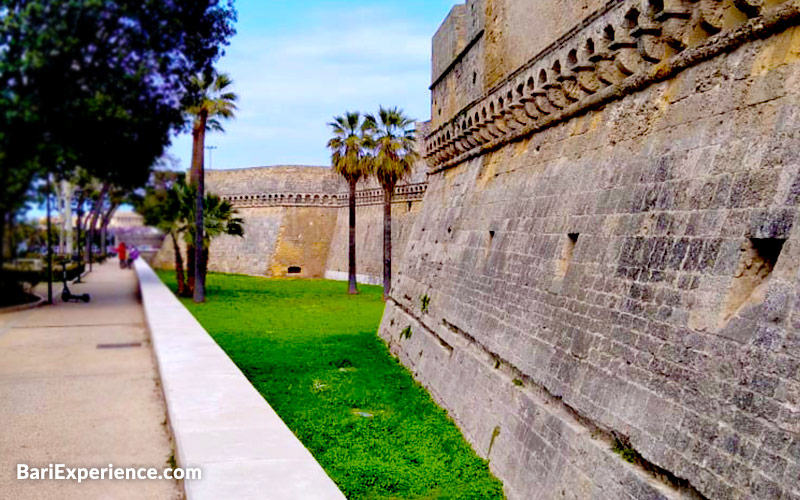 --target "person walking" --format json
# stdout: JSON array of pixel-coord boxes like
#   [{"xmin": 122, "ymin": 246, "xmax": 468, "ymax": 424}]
[
  {"xmin": 128, "ymin": 246, "xmax": 140, "ymax": 269},
  {"xmin": 117, "ymin": 241, "xmax": 127, "ymax": 268}
]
